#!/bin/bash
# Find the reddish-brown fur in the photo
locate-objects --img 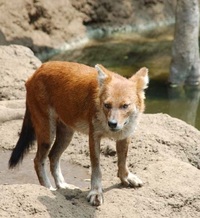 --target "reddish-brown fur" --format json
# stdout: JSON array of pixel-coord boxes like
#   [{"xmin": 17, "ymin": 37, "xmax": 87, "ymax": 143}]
[{"xmin": 9, "ymin": 61, "xmax": 148, "ymax": 206}]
